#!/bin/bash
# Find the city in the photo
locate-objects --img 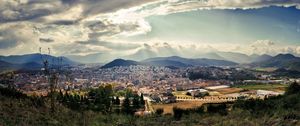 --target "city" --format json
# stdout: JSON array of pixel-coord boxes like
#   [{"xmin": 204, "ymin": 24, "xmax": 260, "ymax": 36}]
[{"xmin": 1, "ymin": 0, "xmax": 300, "ymax": 126}]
